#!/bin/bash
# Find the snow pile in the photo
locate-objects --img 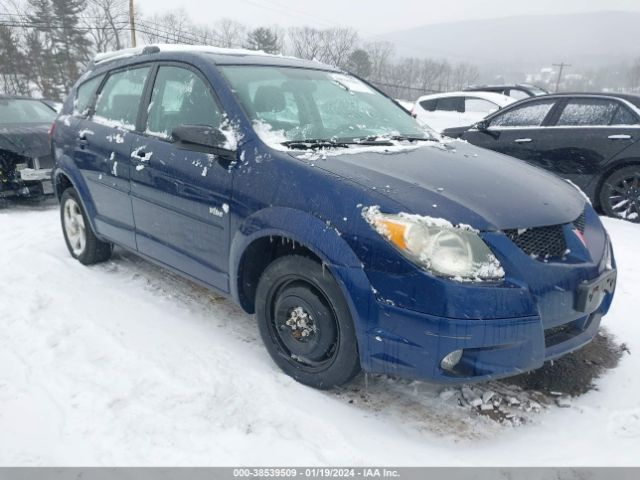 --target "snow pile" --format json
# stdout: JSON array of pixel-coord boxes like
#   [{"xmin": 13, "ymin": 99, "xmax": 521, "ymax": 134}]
[{"xmin": 0, "ymin": 205, "xmax": 638, "ymax": 465}]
